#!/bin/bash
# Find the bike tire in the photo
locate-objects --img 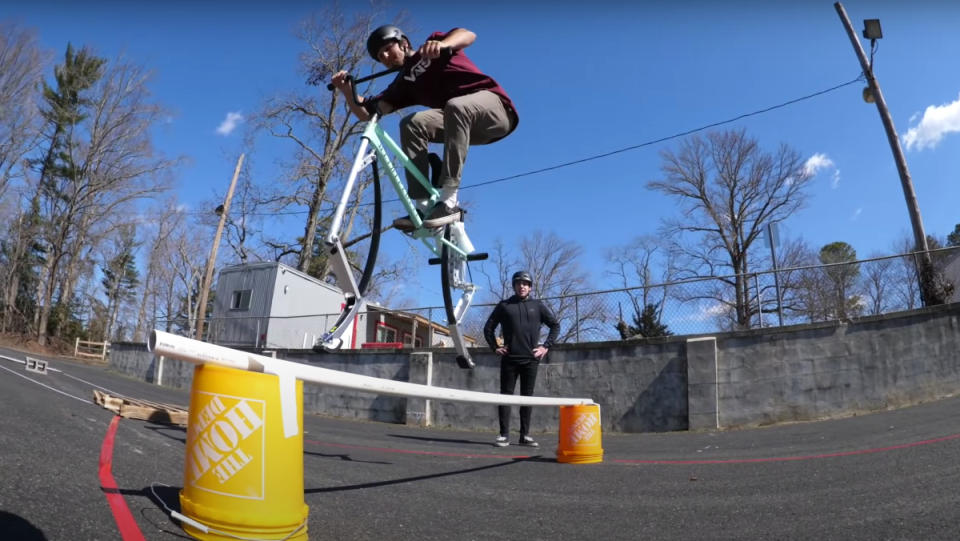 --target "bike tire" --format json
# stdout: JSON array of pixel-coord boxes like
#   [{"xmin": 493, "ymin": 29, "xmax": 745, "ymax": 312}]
[
  {"xmin": 356, "ymin": 159, "xmax": 383, "ymax": 297},
  {"xmin": 440, "ymin": 225, "xmax": 474, "ymax": 368},
  {"xmin": 440, "ymin": 224, "xmax": 457, "ymax": 325}
]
